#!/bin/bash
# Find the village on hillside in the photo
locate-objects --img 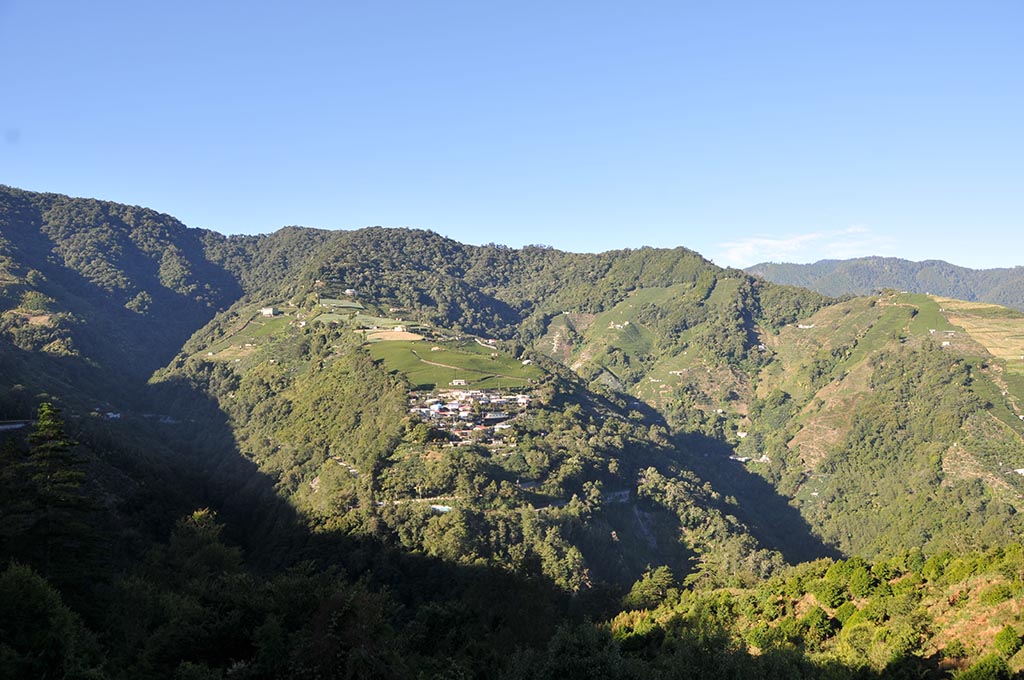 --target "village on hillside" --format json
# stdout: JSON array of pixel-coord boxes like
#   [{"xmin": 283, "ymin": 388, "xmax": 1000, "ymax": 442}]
[{"xmin": 407, "ymin": 388, "xmax": 532, "ymax": 446}]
